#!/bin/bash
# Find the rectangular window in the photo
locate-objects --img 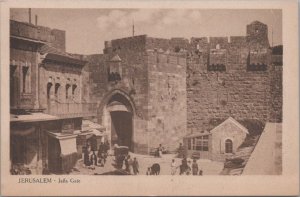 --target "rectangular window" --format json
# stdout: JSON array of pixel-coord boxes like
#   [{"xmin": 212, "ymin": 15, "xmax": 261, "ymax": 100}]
[
  {"xmin": 195, "ymin": 139, "xmax": 202, "ymax": 151},
  {"xmin": 207, "ymin": 64, "xmax": 226, "ymax": 72},
  {"xmin": 192, "ymin": 136, "xmax": 209, "ymax": 151},
  {"xmin": 247, "ymin": 64, "xmax": 267, "ymax": 71},
  {"xmin": 188, "ymin": 139, "xmax": 191, "ymax": 150},
  {"xmin": 202, "ymin": 141, "xmax": 209, "ymax": 151}
]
